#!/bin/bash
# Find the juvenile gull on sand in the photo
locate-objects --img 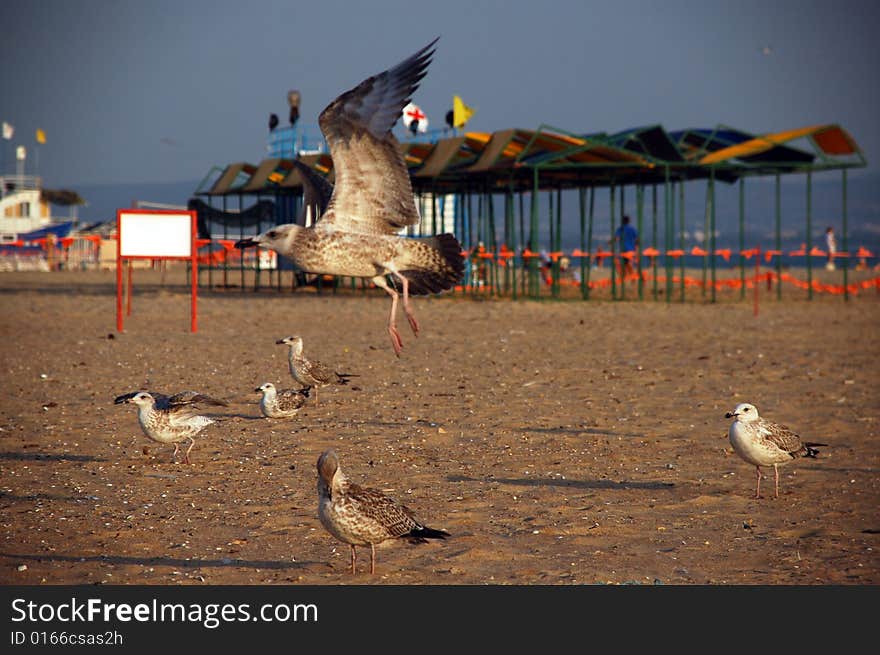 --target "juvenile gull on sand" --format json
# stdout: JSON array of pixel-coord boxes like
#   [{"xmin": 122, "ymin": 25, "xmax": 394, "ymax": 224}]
[
  {"xmin": 316, "ymin": 449, "xmax": 449, "ymax": 574},
  {"xmin": 725, "ymin": 402, "xmax": 827, "ymax": 498},
  {"xmin": 276, "ymin": 335, "xmax": 355, "ymax": 401},
  {"xmin": 113, "ymin": 391, "xmax": 226, "ymax": 463},
  {"xmin": 255, "ymin": 382, "xmax": 310, "ymax": 419},
  {"xmin": 235, "ymin": 38, "xmax": 464, "ymax": 356}
]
